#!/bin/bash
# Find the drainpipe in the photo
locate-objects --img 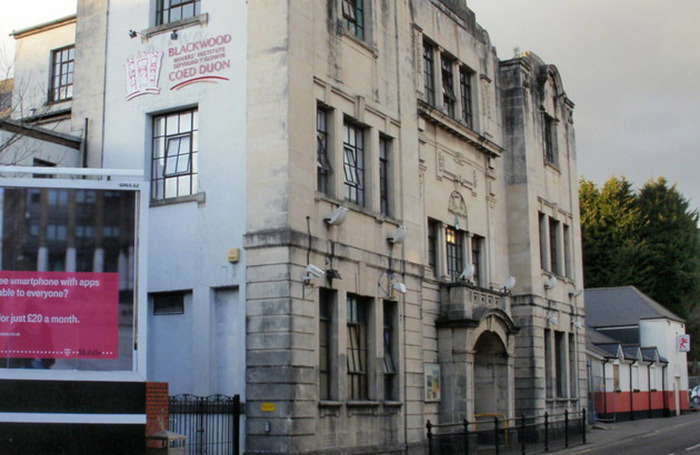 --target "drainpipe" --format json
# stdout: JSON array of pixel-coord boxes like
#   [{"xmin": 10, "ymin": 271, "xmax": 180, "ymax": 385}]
[
  {"xmin": 629, "ymin": 361, "xmax": 635, "ymax": 421},
  {"xmin": 647, "ymin": 363, "xmax": 652, "ymax": 418}
]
